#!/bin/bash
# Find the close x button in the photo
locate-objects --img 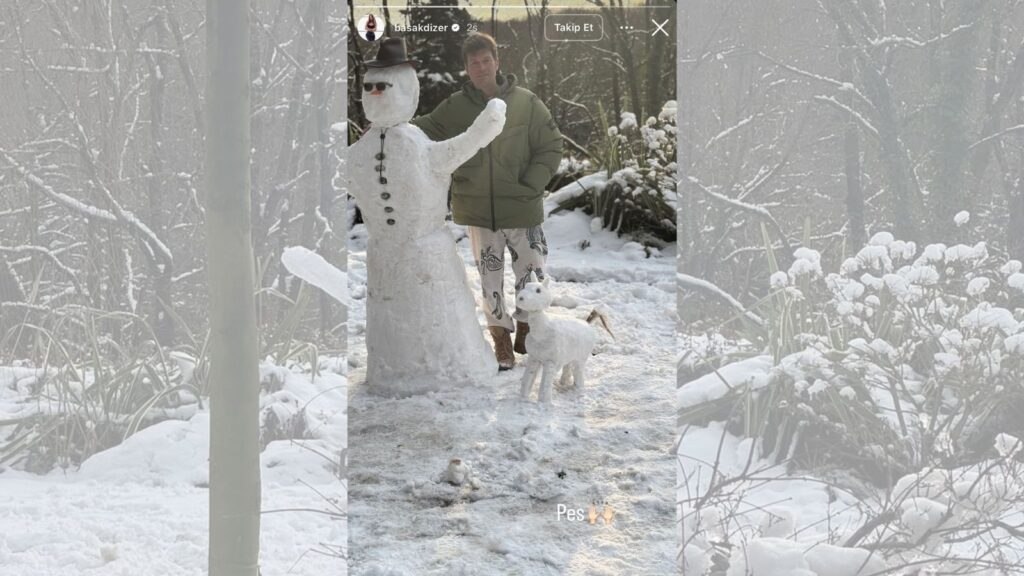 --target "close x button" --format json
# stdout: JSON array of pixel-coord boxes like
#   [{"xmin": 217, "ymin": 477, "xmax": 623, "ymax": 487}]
[{"xmin": 544, "ymin": 14, "xmax": 603, "ymax": 42}]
